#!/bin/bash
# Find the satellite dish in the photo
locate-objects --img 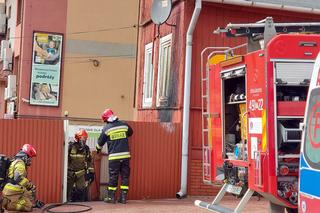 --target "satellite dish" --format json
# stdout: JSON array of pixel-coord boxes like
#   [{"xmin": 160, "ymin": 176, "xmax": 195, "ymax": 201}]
[{"xmin": 151, "ymin": 0, "xmax": 172, "ymax": 25}]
